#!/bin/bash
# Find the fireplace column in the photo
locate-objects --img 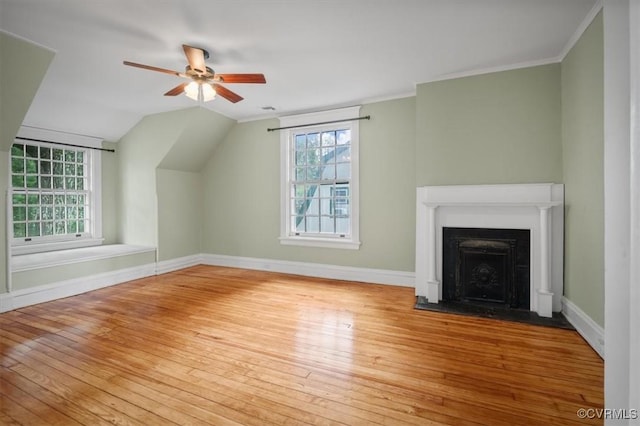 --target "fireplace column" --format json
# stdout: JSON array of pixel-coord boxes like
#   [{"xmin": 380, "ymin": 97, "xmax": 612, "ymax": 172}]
[
  {"xmin": 426, "ymin": 205, "xmax": 439, "ymax": 303},
  {"xmin": 537, "ymin": 205, "xmax": 553, "ymax": 318}
]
